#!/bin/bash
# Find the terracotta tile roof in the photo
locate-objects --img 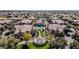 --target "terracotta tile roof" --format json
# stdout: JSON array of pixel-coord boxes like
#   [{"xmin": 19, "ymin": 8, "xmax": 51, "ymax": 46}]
[
  {"xmin": 14, "ymin": 25, "xmax": 33, "ymax": 34},
  {"xmin": 0, "ymin": 20, "xmax": 12, "ymax": 24},
  {"xmin": 48, "ymin": 24, "xmax": 66, "ymax": 32},
  {"xmin": 51, "ymin": 20, "xmax": 64, "ymax": 24}
]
